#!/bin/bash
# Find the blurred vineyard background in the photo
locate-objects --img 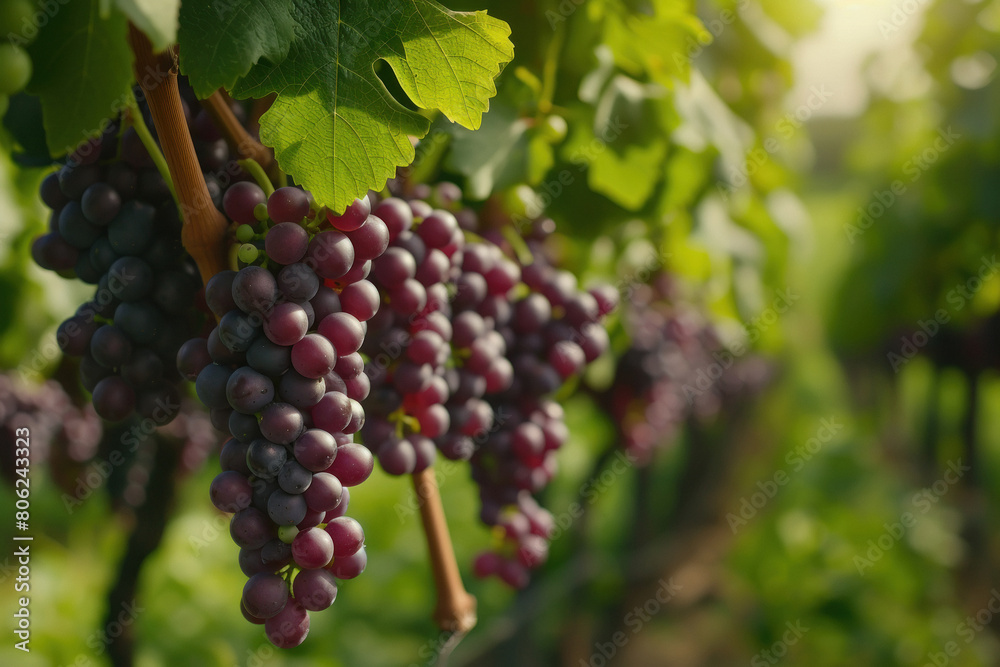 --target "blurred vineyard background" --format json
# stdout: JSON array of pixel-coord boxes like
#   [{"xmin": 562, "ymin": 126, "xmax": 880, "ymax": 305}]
[{"xmin": 4, "ymin": 0, "xmax": 1000, "ymax": 665}]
